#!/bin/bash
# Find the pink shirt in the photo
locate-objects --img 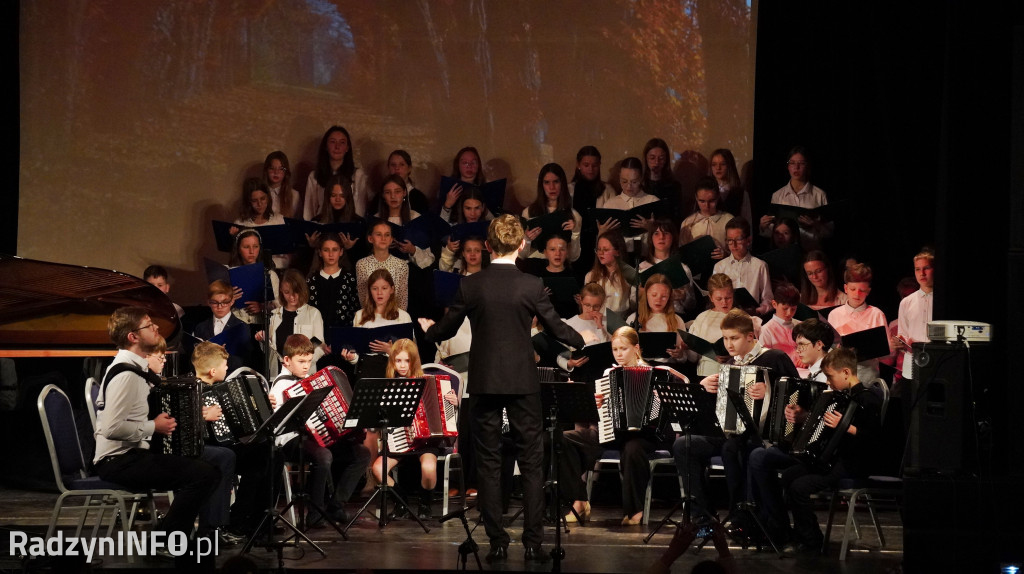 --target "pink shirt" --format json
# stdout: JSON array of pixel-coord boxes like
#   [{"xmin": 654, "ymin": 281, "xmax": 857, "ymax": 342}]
[
  {"xmin": 827, "ymin": 302, "xmax": 887, "ymax": 336},
  {"xmin": 759, "ymin": 315, "xmax": 801, "ymax": 369}
]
